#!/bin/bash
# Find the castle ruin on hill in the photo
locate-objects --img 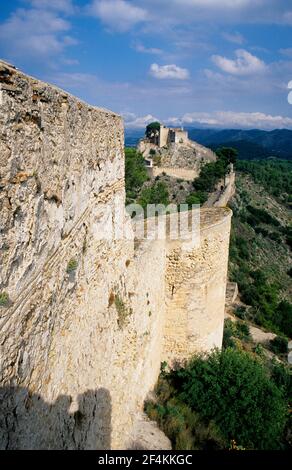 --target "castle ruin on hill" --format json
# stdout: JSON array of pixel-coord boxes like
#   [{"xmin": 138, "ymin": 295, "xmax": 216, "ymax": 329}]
[
  {"xmin": 147, "ymin": 124, "xmax": 189, "ymax": 147},
  {"xmin": 0, "ymin": 61, "xmax": 232, "ymax": 449}
]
